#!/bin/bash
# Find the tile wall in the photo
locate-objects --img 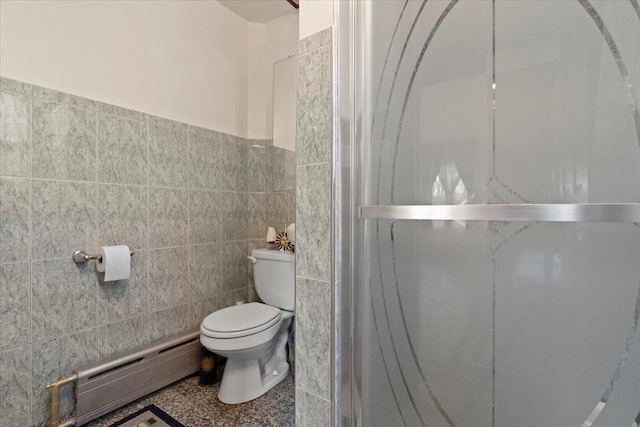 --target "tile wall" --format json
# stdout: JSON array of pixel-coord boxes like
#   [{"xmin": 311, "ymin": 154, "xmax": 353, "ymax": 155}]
[
  {"xmin": 0, "ymin": 76, "xmax": 295, "ymax": 427},
  {"xmin": 248, "ymin": 139, "xmax": 296, "ymax": 298},
  {"xmin": 295, "ymin": 27, "xmax": 335, "ymax": 426}
]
